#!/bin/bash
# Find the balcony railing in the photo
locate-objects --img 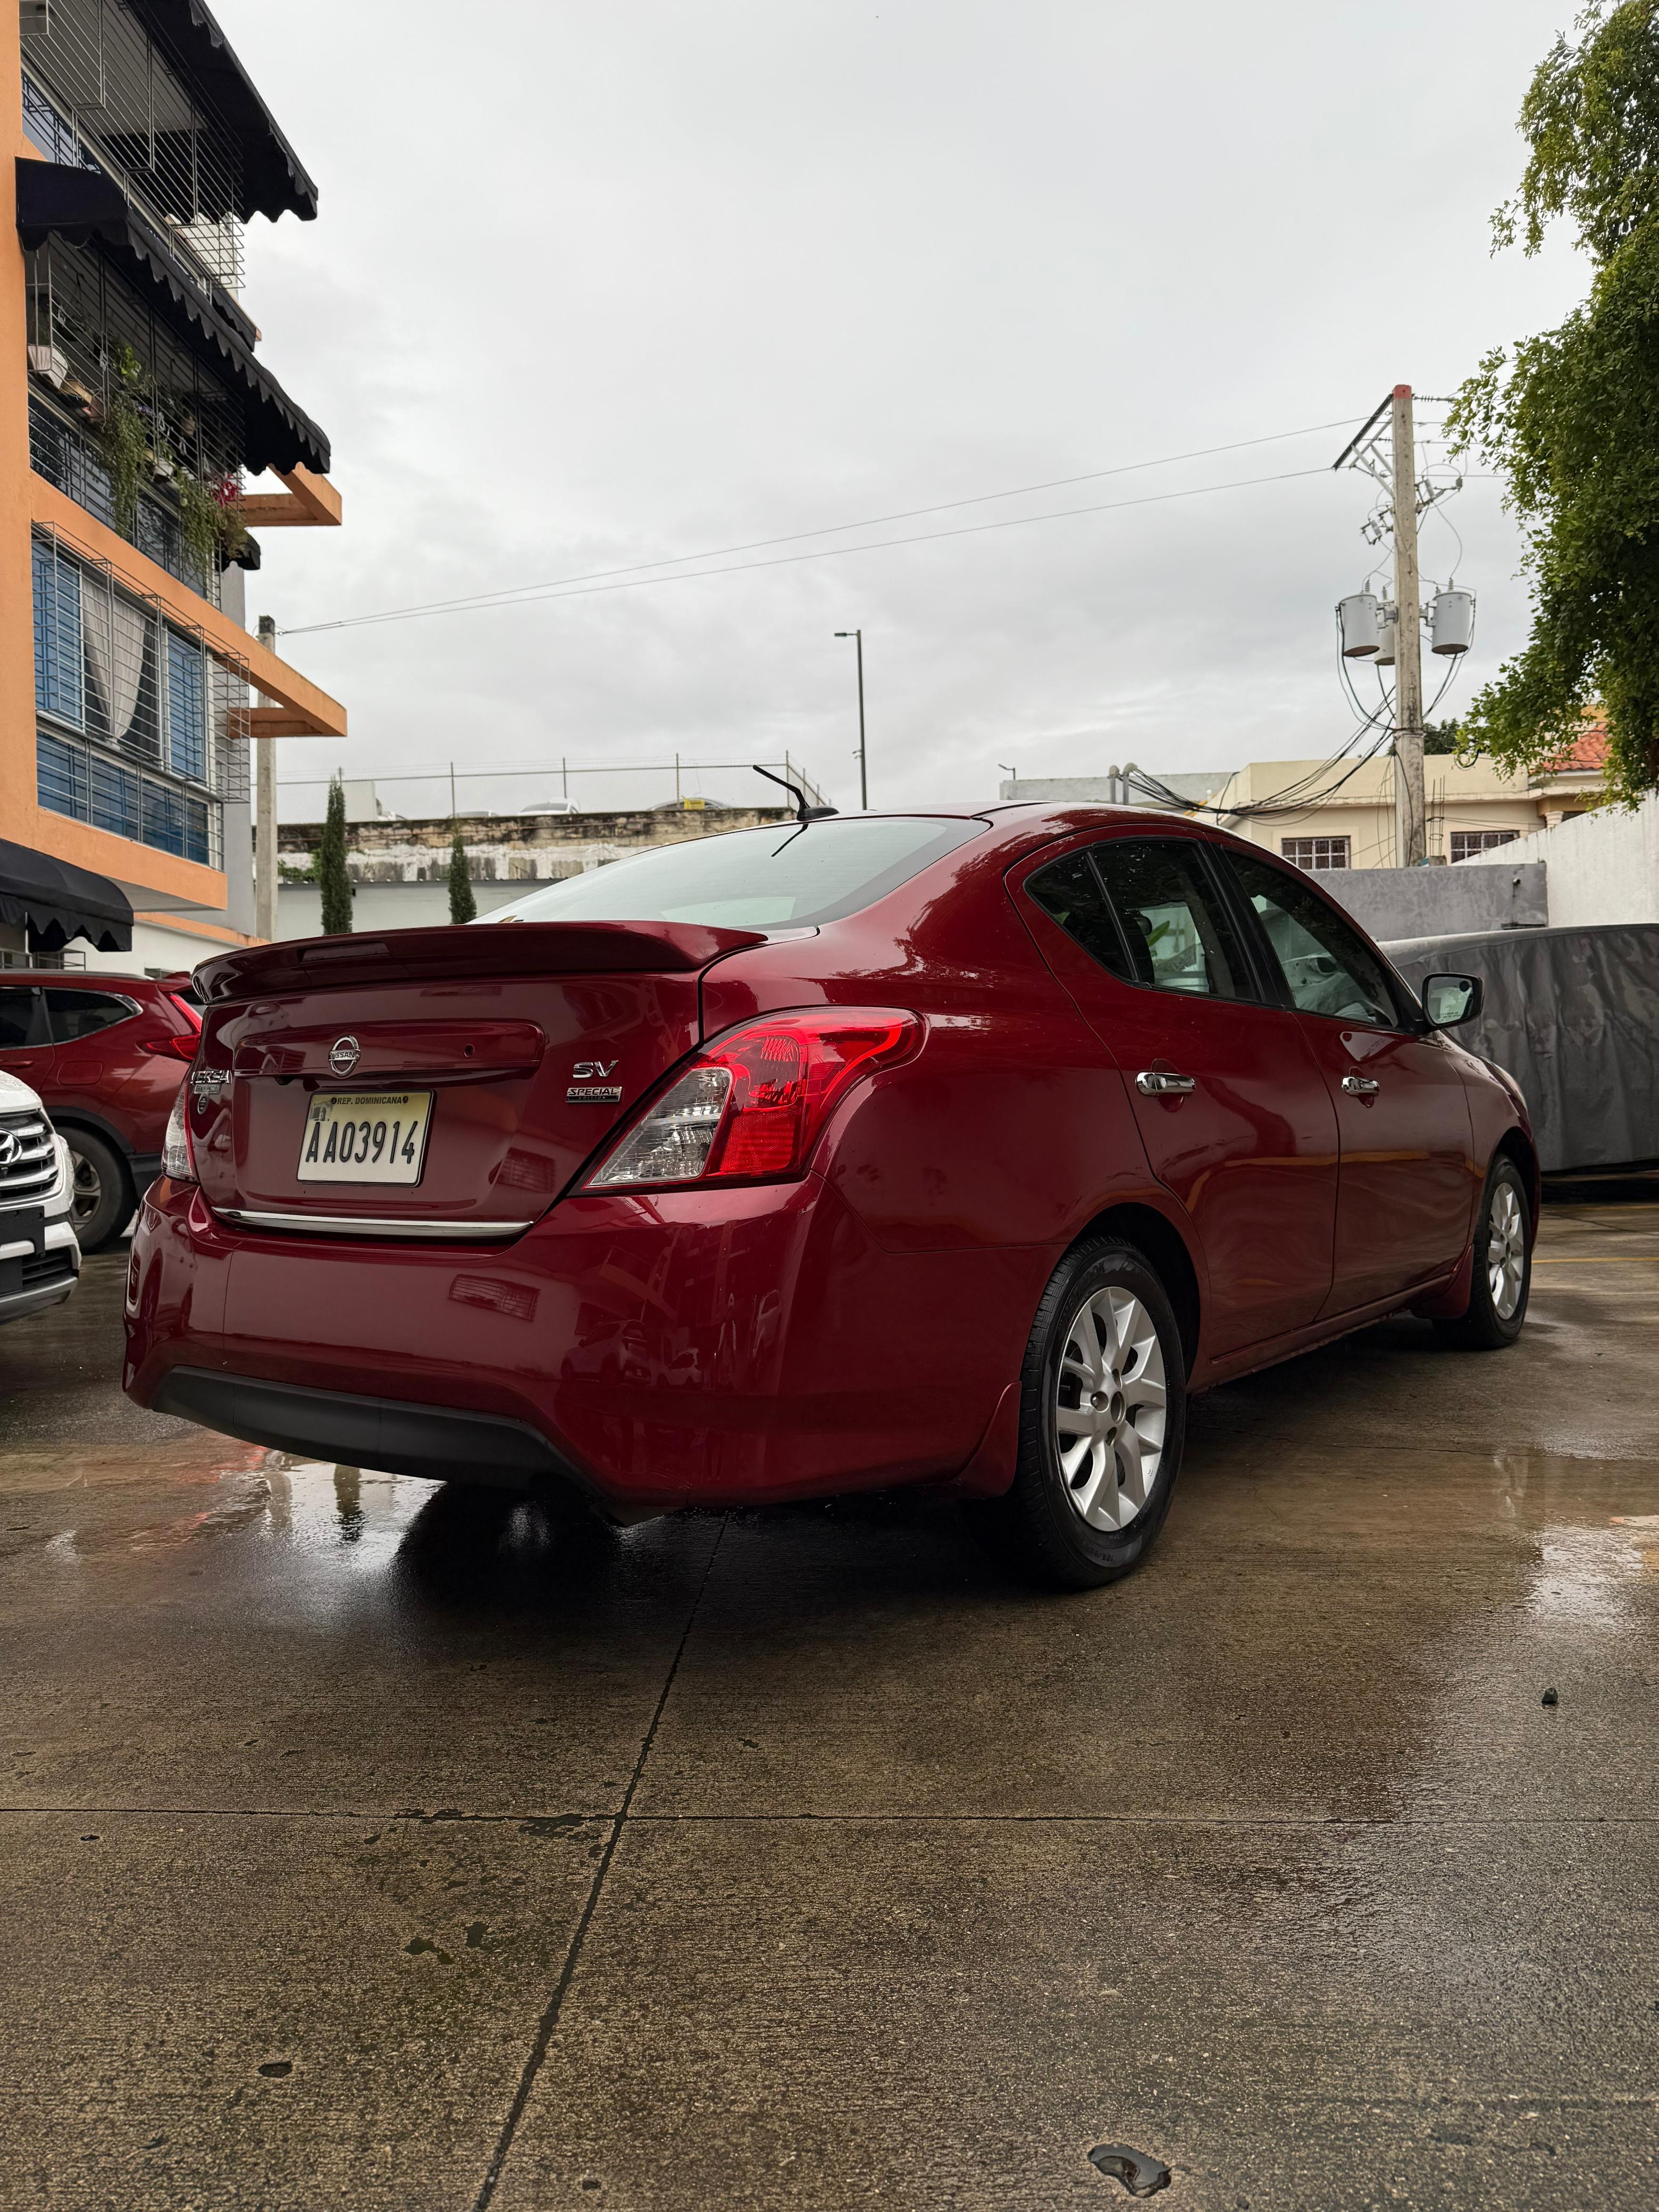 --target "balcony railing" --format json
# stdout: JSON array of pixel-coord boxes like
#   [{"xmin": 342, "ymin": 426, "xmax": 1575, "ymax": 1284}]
[
  {"xmin": 30, "ymin": 391, "xmax": 226, "ymax": 605},
  {"xmin": 20, "ymin": 0, "xmax": 246, "ymax": 297},
  {"xmin": 24, "ymin": 229, "xmax": 257, "ymax": 602}
]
